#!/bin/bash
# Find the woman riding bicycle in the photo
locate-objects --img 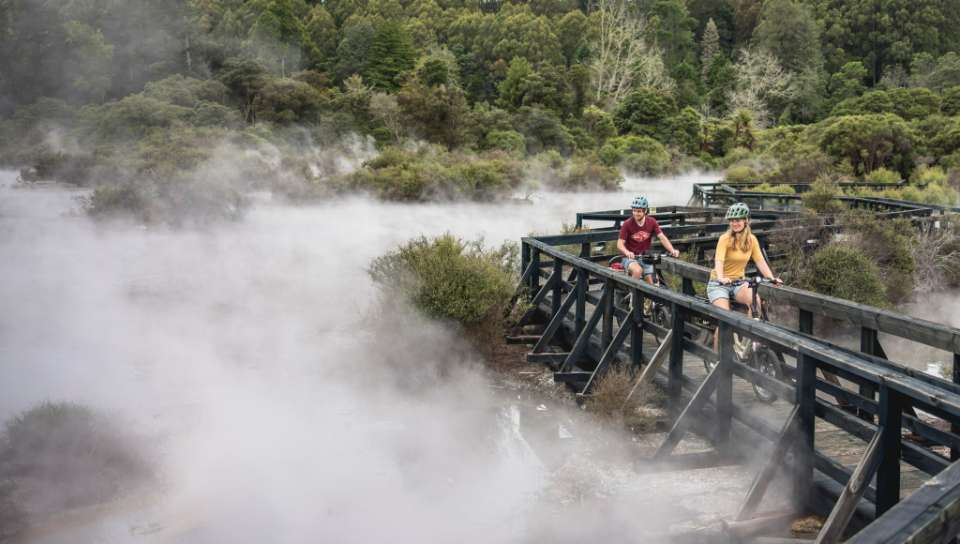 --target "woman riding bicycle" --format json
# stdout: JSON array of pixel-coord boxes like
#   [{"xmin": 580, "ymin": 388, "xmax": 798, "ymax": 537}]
[{"xmin": 708, "ymin": 202, "xmax": 781, "ymax": 316}]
